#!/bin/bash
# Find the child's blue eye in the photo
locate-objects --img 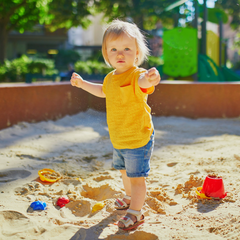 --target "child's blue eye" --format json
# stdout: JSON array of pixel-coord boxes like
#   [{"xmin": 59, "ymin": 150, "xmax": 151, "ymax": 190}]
[
  {"xmin": 125, "ymin": 48, "xmax": 130, "ymax": 51},
  {"xmin": 111, "ymin": 48, "xmax": 117, "ymax": 51}
]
